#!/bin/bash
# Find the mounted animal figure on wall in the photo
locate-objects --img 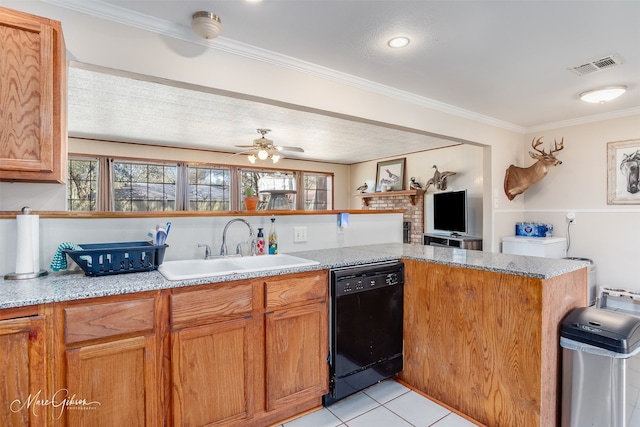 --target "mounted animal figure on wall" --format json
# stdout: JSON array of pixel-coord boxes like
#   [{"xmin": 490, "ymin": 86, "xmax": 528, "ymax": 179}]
[{"xmin": 504, "ymin": 137, "xmax": 564, "ymax": 200}]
